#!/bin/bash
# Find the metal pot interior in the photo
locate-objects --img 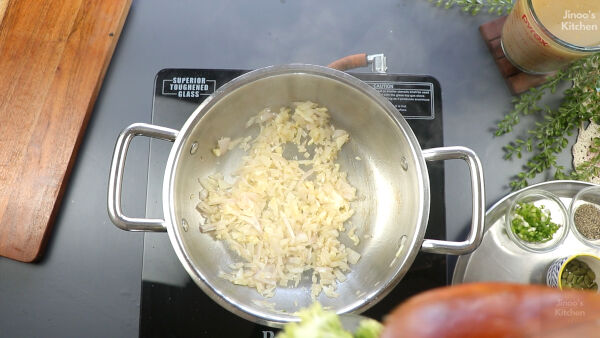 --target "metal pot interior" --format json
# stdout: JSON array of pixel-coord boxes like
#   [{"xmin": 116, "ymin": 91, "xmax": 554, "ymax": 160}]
[{"xmin": 164, "ymin": 66, "xmax": 429, "ymax": 324}]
